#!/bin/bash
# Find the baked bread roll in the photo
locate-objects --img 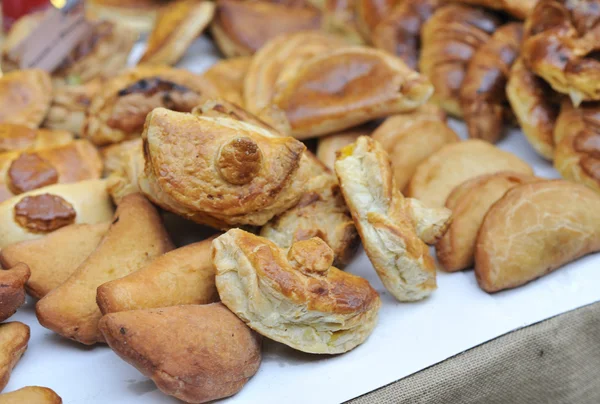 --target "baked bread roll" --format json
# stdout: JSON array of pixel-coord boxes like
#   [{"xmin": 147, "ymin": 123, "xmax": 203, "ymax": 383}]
[
  {"xmin": 213, "ymin": 230, "xmax": 380, "ymax": 353},
  {"xmin": 0, "ymin": 179, "xmax": 113, "ymax": 249},
  {"xmin": 453, "ymin": 0, "xmax": 536, "ymax": 19},
  {"xmin": 0, "ymin": 264, "xmax": 30, "ymax": 322},
  {"xmin": 475, "ymin": 180, "xmax": 600, "ymax": 292},
  {"xmin": 0, "ymin": 140, "xmax": 103, "ymax": 202},
  {"xmin": 0, "ymin": 70, "xmax": 52, "ymax": 129},
  {"xmin": 354, "ymin": 0, "xmax": 399, "ymax": 41},
  {"xmin": 322, "ymin": 0, "xmax": 365, "ymax": 44},
  {"xmin": 0, "ymin": 124, "xmax": 73, "ymax": 154},
  {"xmin": 407, "ymin": 139, "xmax": 534, "ymax": 207},
  {"xmin": 371, "ymin": 104, "xmax": 459, "ymax": 190},
  {"xmin": 211, "ymin": 0, "xmax": 321, "ymax": 57},
  {"xmin": 316, "ymin": 126, "xmax": 372, "ymax": 170},
  {"xmin": 201, "ymin": 57, "xmax": 252, "ymax": 107},
  {"xmin": 420, "ymin": 4, "xmax": 502, "ymax": 117},
  {"xmin": 84, "ymin": 66, "xmax": 217, "ymax": 145},
  {"xmin": 460, "ymin": 23, "xmax": 523, "ymax": 143},
  {"xmin": 0, "ymin": 386, "xmax": 61, "ymax": 404},
  {"xmin": 0, "ymin": 322, "xmax": 29, "ymax": 392}
]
